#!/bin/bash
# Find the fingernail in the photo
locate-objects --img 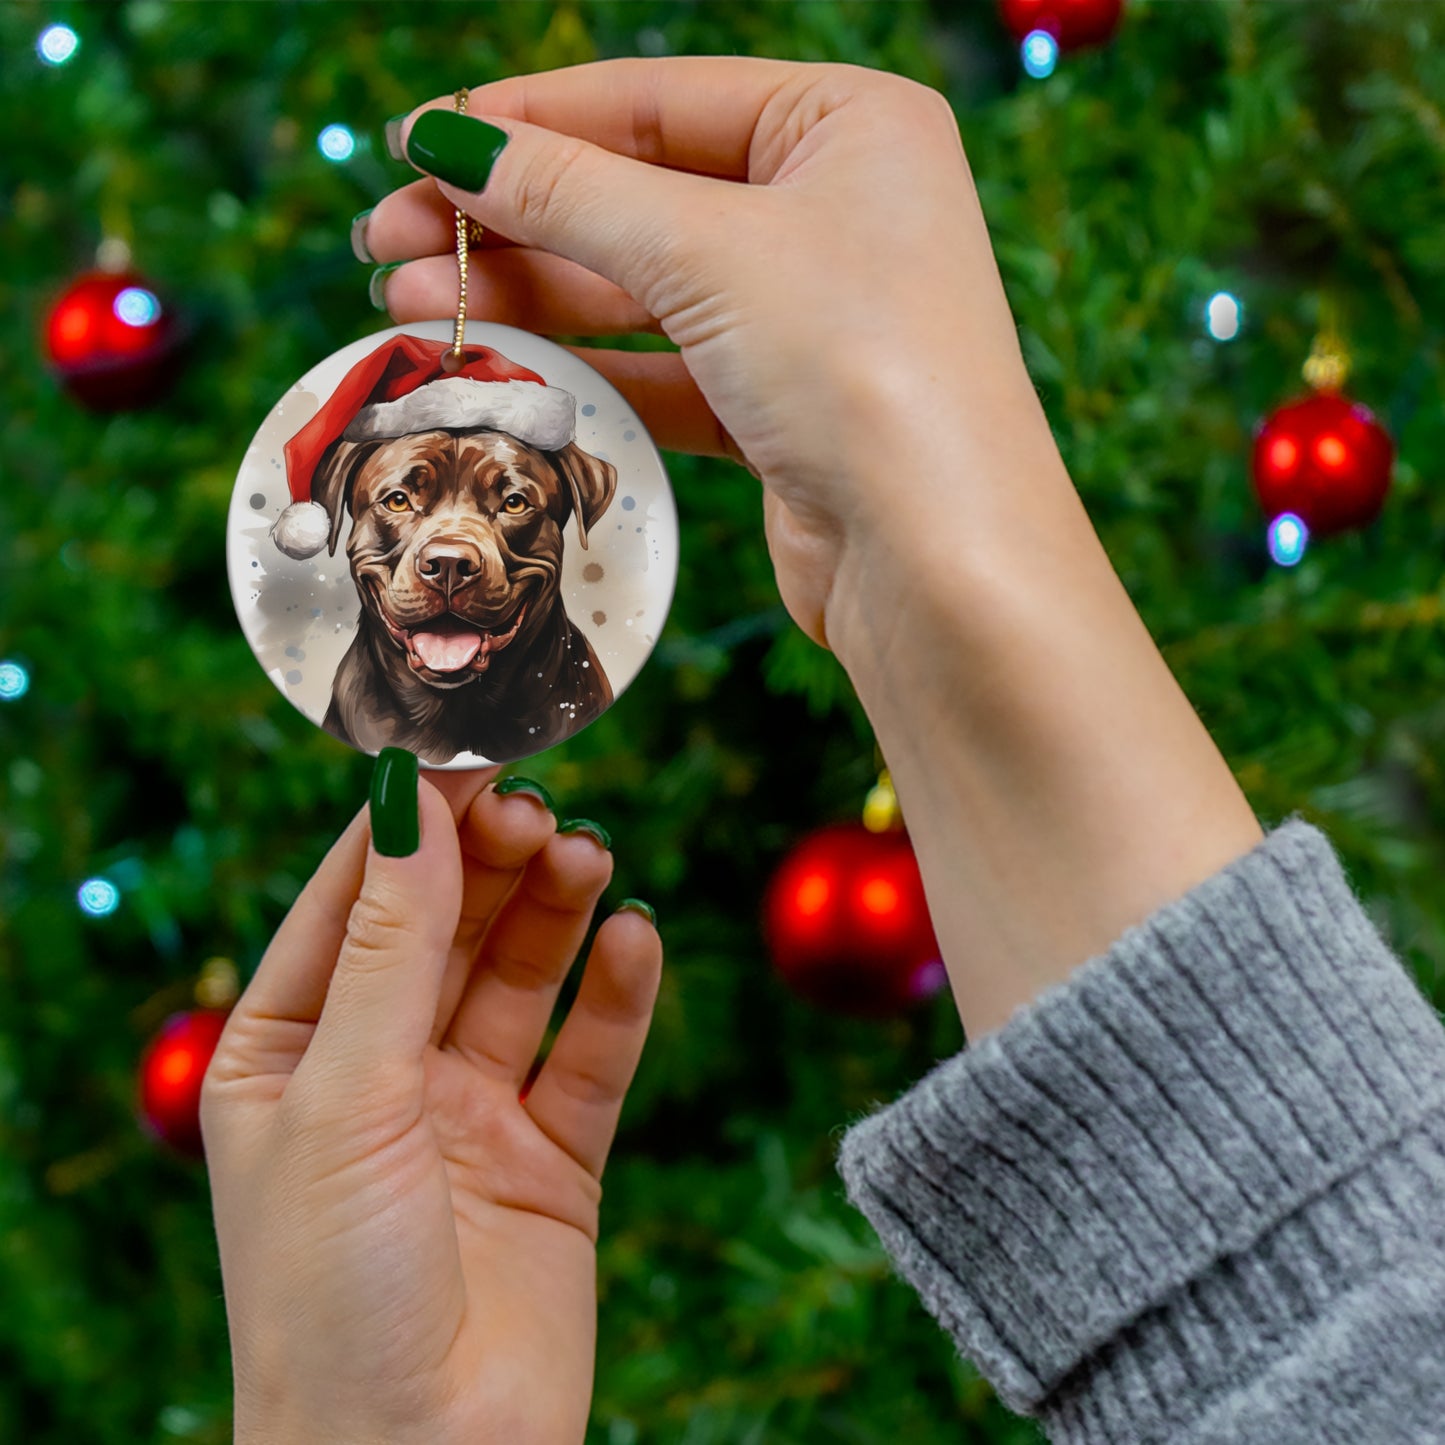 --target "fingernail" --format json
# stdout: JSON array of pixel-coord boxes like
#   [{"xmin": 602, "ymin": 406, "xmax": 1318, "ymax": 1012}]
[
  {"xmin": 369, "ymin": 261, "xmax": 404, "ymax": 311},
  {"xmin": 494, "ymin": 775, "xmax": 556, "ymax": 812},
  {"xmin": 350, "ymin": 208, "xmax": 375, "ymax": 264},
  {"xmin": 617, "ymin": 898, "xmax": 657, "ymax": 927},
  {"xmin": 370, "ymin": 748, "xmax": 420, "ymax": 857},
  {"xmin": 558, "ymin": 818, "xmax": 612, "ymax": 851},
  {"xmin": 405, "ymin": 110, "xmax": 510, "ymax": 192},
  {"xmin": 384, "ymin": 113, "xmax": 409, "ymax": 162}
]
